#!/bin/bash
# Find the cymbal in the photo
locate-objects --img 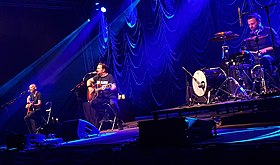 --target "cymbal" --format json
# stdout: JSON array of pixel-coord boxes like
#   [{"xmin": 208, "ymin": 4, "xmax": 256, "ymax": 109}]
[
  {"xmin": 210, "ymin": 33, "xmax": 239, "ymax": 42},
  {"xmin": 215, "ymin": 31, "xmax": 233, "ymax": 36},
  {"xmin": 244, "ymin": 35, "xmax": 268, "ymax": 42}
]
